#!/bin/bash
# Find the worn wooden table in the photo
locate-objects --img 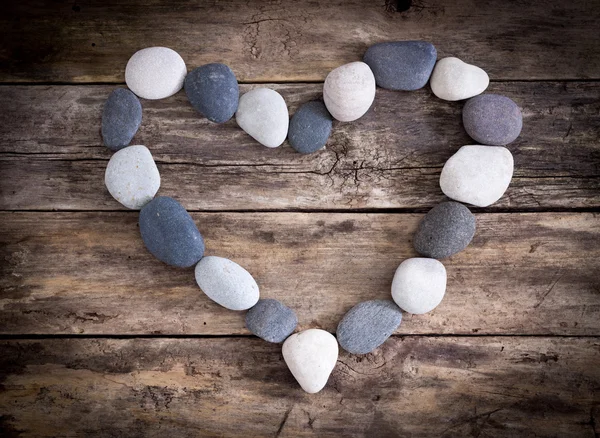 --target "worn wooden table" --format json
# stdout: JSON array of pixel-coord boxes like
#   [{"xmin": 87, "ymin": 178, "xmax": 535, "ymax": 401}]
[{"xmin": 1, "ymin": 1, "xmax": 600, "ymax": 436}]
